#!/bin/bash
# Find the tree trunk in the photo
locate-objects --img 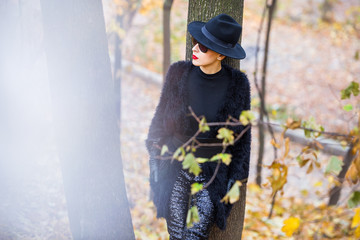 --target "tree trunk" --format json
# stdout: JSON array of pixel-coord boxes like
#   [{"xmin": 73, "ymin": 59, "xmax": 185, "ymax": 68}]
[
  {"xmin": 186, "ymin": 0, "xmax": 244, "ymax": 70},
  {"xmin": 186, "ymin": 1, "xmax": 246, "ymax": 239},
  {"xmin": 40, "ymin": 0, "xmax": 135, "ymax": 239},
  {"xmin": 163, "ymin": 0, "xmax": 174, "ymax": 81},
  {"xmin": 328, "ymin": 144, "xmax": 355, "ymax": 205},
  {"xmin": 256, "ymin": 0, "xmax": 277, "ymax": 186}
]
